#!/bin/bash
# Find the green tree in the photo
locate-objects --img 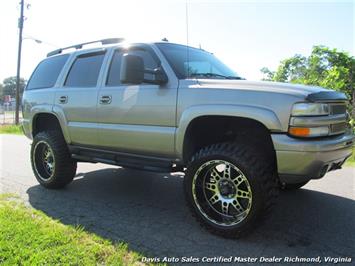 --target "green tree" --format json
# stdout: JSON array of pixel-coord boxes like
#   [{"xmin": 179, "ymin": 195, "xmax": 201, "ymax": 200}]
[
  {"xmin": 260, "ymin": 67, "xmax": 274, "ymax": 81},
  {"xmin": 2, "ymin": 76, "xmax": 26, "ymax": 99},
  {"xmin": 261, "ymin": 45, "xmax": 354, "ymax": 110}
]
